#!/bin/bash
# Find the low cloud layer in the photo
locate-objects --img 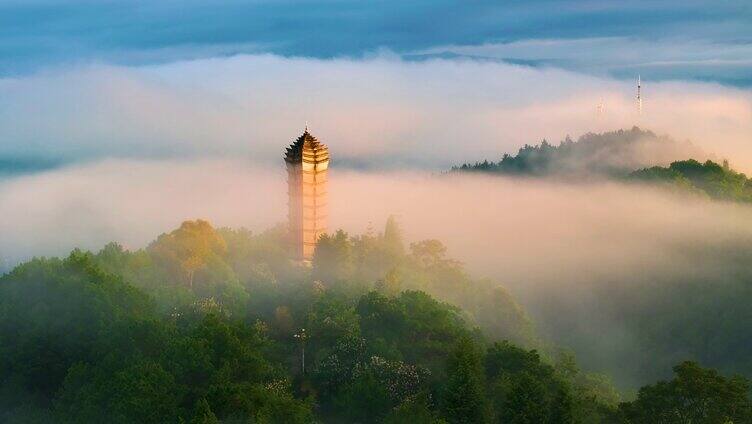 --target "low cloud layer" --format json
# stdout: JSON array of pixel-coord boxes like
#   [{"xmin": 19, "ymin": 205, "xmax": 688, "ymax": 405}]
[
  {"xmin": 4, "ymin": 158, "xmax": 751, "ymax": 287},
  {"xmin": 2, "ymin": 158, "xmax": 752, "ymax": 389},
  {"xmin": 1, "ymin": 54, "xmax": 752, "ymax": 173},
  {"xmin": 7, "ymin": 157, "xmax": 751, "ymax": 276},
  {"xmin": 0, "ymin": 160, "xmax": 284, "ymax": 264}
]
